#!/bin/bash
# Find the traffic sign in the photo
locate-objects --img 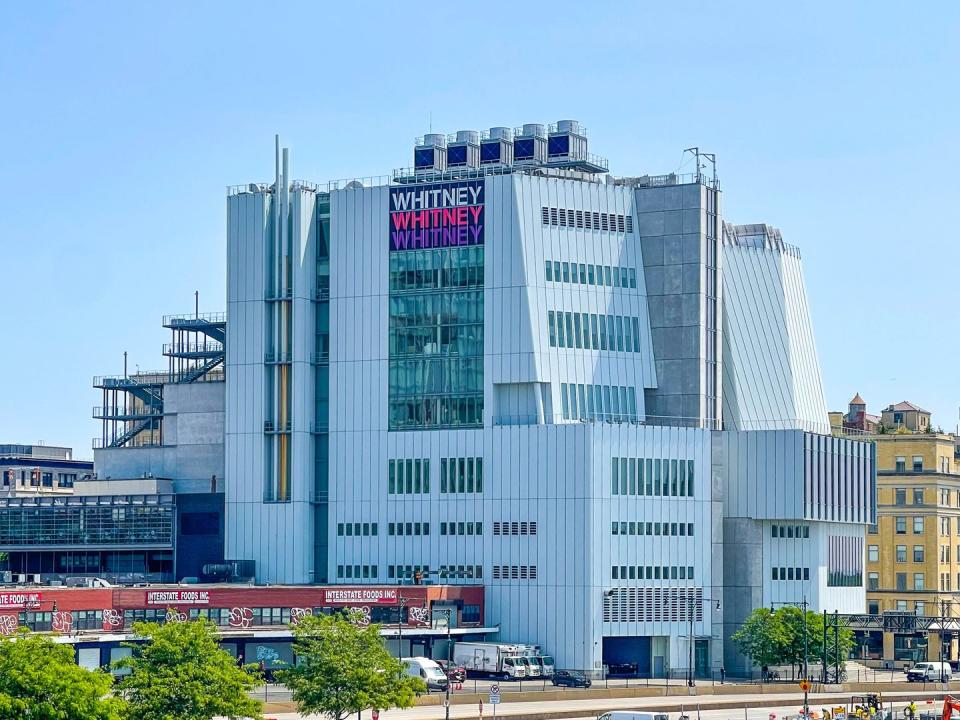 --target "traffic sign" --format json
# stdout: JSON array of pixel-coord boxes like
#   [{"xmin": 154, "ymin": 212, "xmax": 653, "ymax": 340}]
[
  {"xmin": 799, "ymin": 679, "xmax": 811, "ymax": 692},
  {"xmin": 490, "ymin": 683, "xmax": 500, "ymax": 694},
  {"xmin": 489, "ymin": 693, "xmax": 501, "ymax": 705}
]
